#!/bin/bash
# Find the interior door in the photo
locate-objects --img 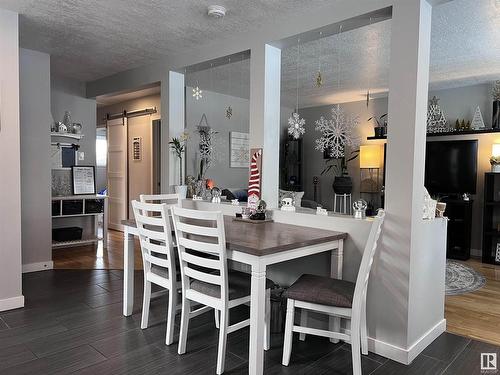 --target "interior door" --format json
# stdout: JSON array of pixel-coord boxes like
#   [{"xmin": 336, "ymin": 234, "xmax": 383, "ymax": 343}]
[{"xmin": 107, "ymin": 117, "xmax": 128, "ymax": 231}]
